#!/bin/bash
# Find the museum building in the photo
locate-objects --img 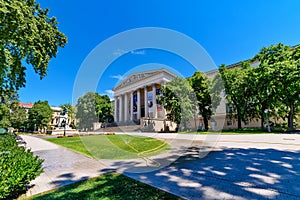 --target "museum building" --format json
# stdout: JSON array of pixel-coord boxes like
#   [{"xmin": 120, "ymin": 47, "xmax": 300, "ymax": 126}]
[
  {"xmin": 112, "ymin": 69, "xmax": 177, "ymax": 131},
  {"xmin": 112, "ymin": 64, "xmax": 263, "ymax": 131}
]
